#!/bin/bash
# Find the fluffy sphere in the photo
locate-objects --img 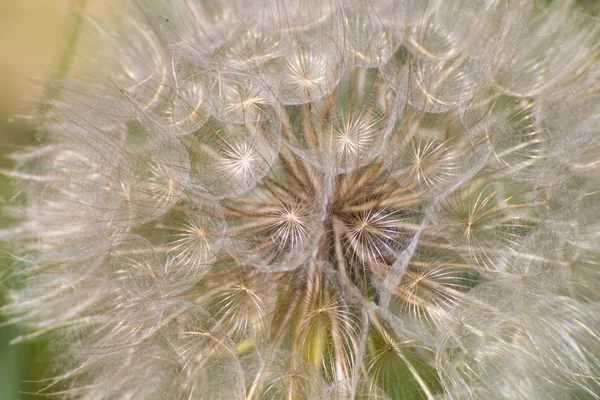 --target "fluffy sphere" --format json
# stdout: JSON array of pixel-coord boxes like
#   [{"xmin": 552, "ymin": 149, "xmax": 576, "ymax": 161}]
[{"xmin": 3, "ymin": 0, "xmax": 600, "ymax": 399}]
